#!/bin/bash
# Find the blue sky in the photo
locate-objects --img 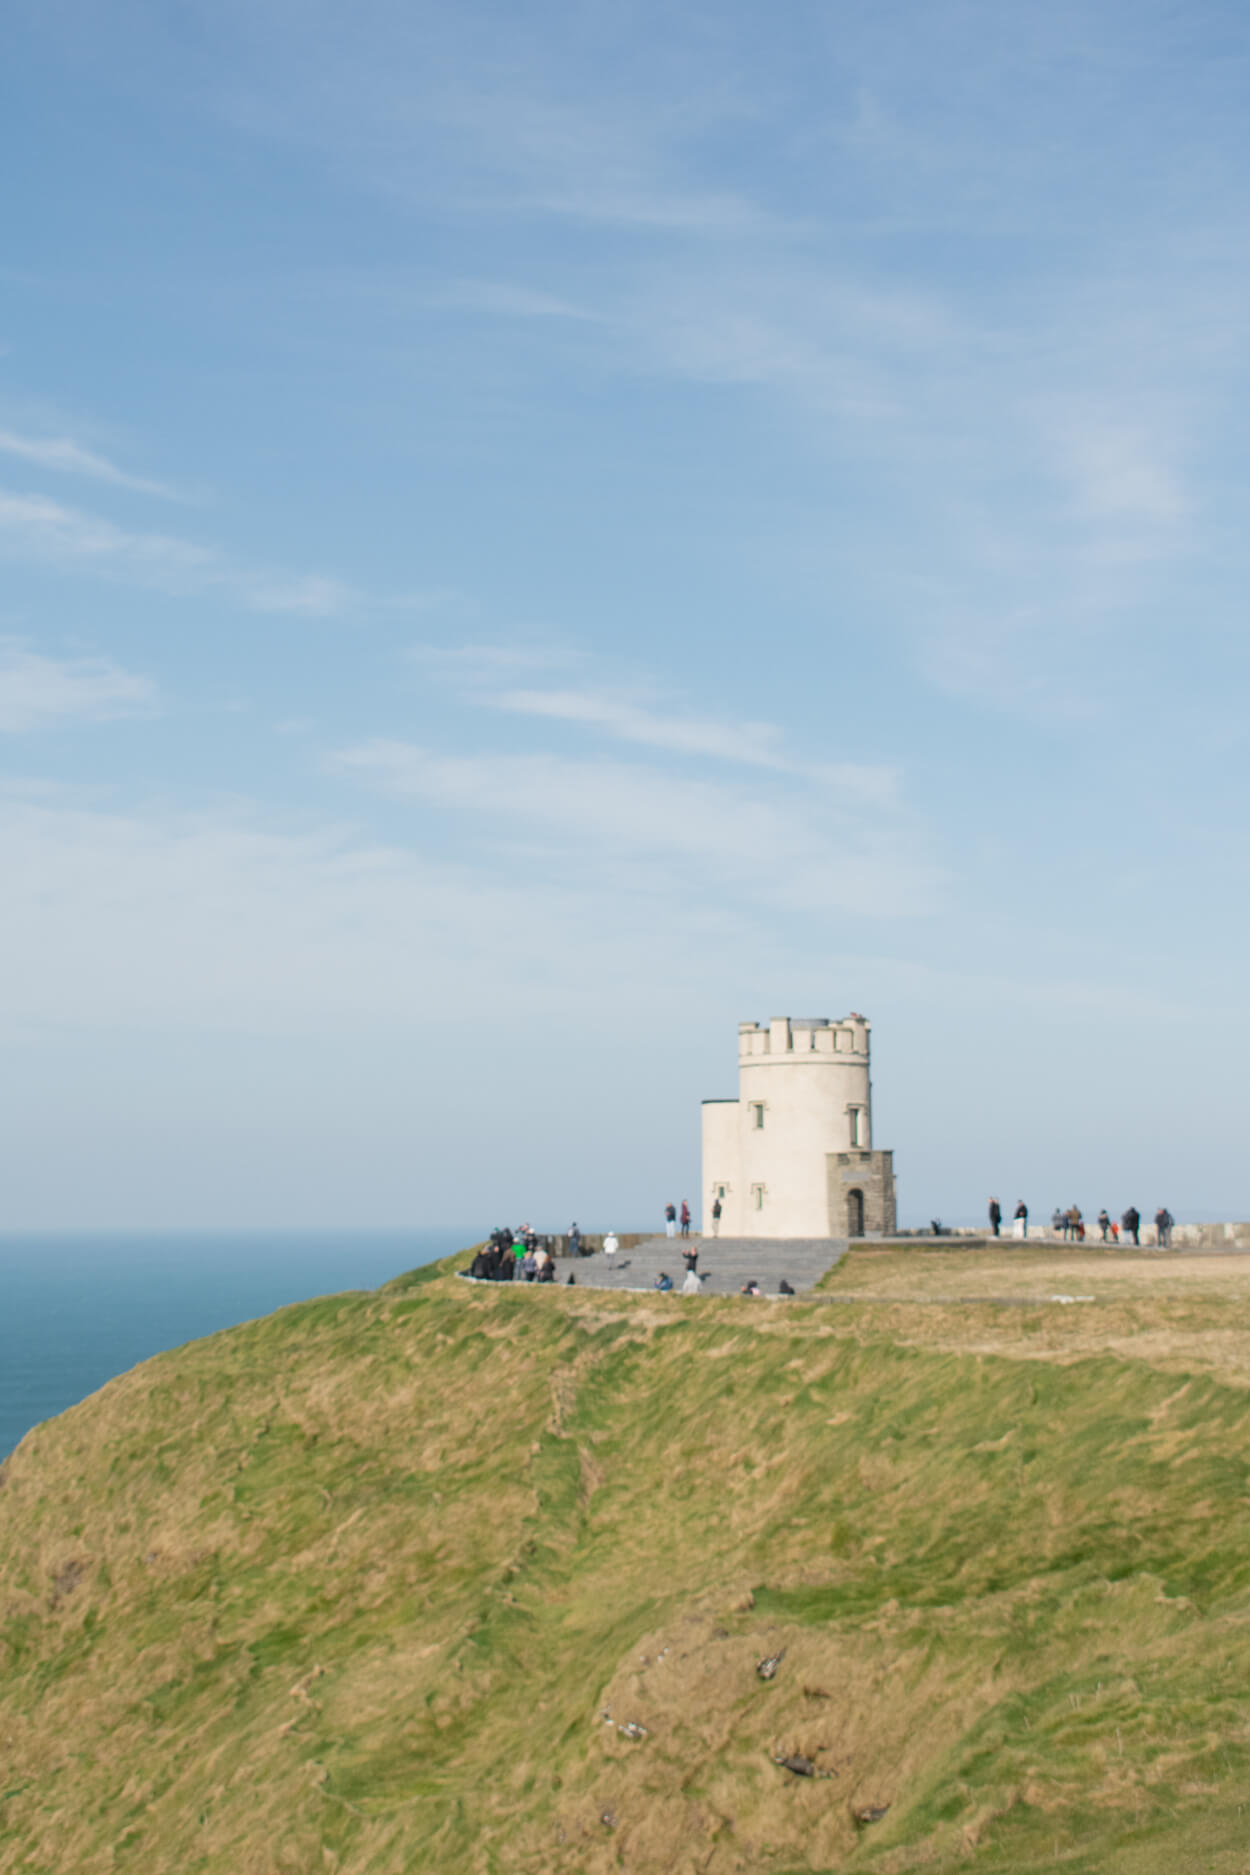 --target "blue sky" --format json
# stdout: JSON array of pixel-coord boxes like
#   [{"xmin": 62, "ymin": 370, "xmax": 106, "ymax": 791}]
[{"xmin": 2, "ymin": 0, "xmax": 1248, "ymax": 1229}]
